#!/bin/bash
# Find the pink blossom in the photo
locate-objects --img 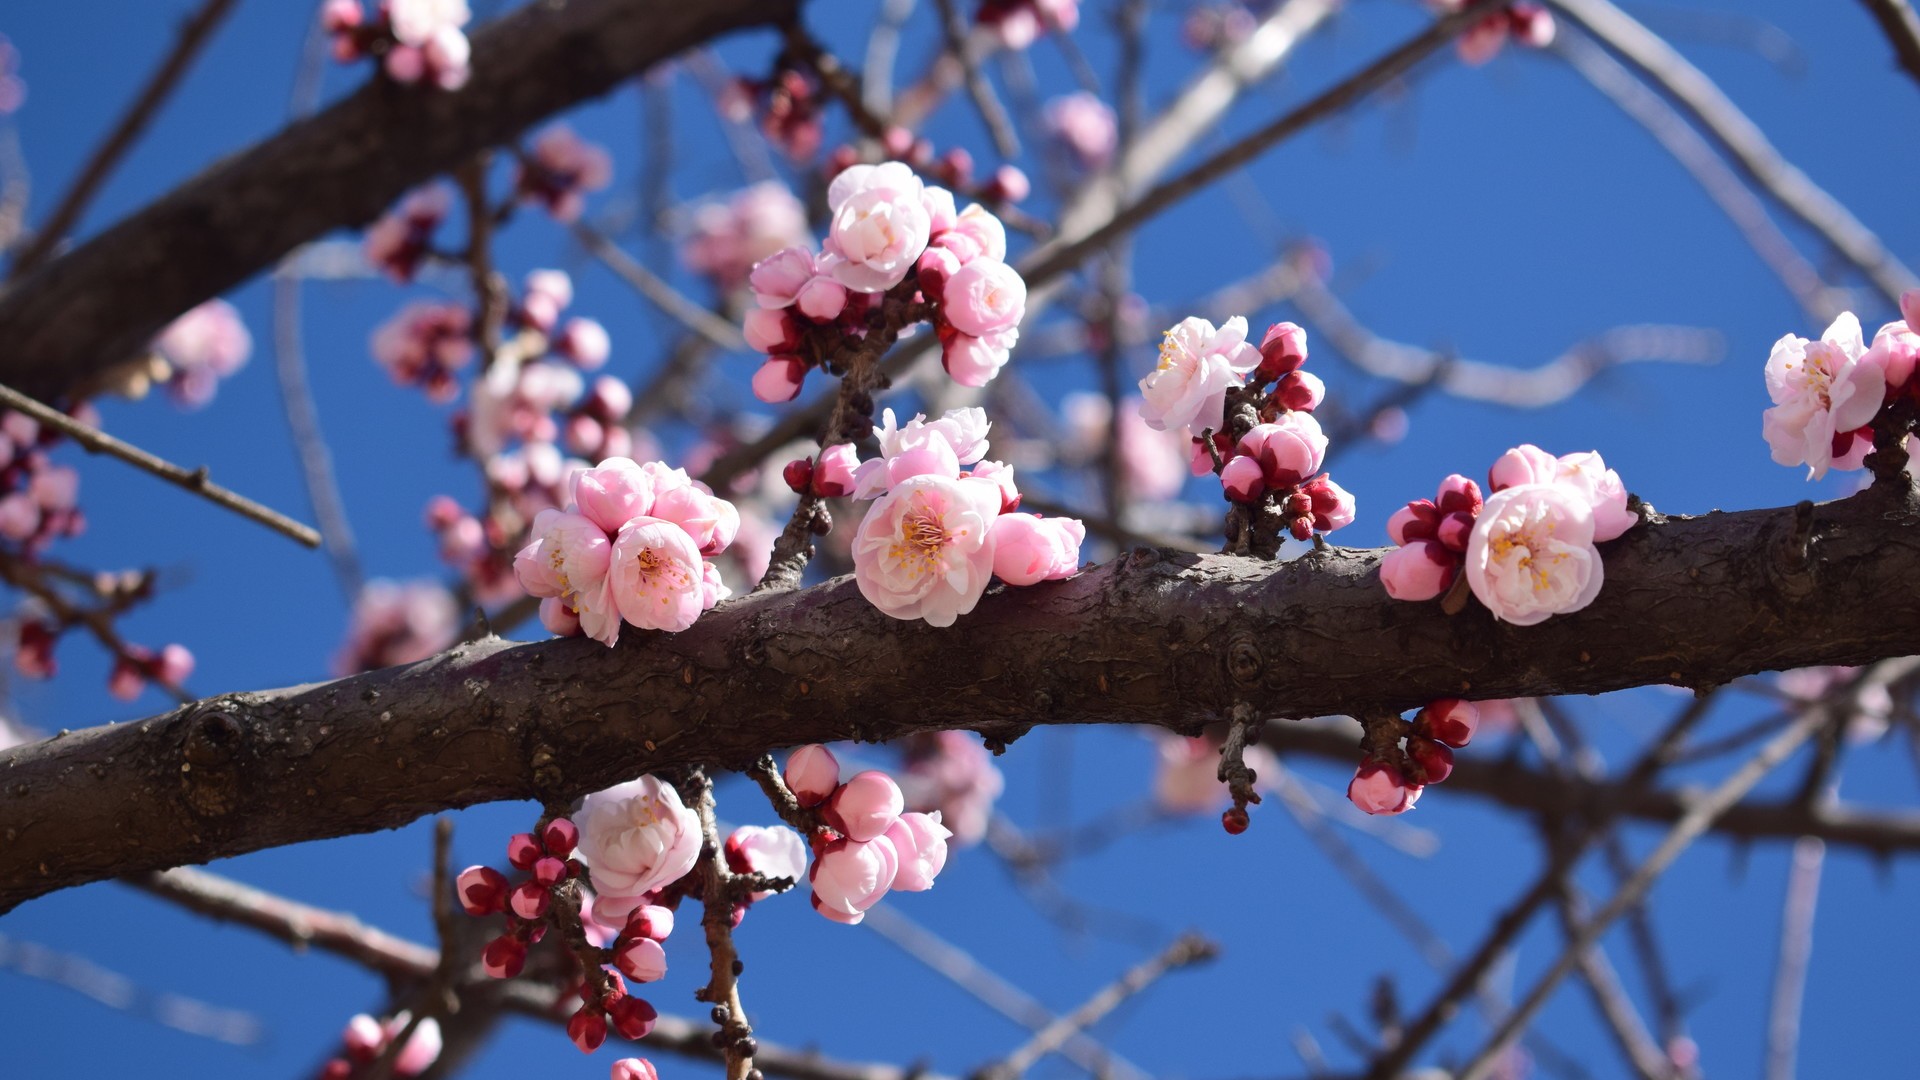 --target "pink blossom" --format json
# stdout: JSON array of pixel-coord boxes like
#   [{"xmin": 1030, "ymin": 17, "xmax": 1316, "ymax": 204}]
[
  {"xmin": 725, "ymin": 824, "xmax": 809, "ymax": 900},
  {"xmin": 555, "ymin": 317, "xmax": 611, "ymax": 369},
  {"xmin": 942, "ymin": 326, "xmax": 1020, "ymax": 387},
  {"xmin": 1487, "ymin": 445, "xmax": 1635, "ymax": 541},
  {"xmin": 852, "ymin": 475, "xmax": 1003, "ymax": 625},
  {"xmin": 743, "ymin": 308, "xmax": 802, "ymax": 354},
  {"xmin": 1904, "ymin": 288, "xmax": 1920, "ymax": 331},
  {"xmin": 979, "ymin": 0, "xmax": 1079, "ymax": 48},
  {"xmin": 989, "ymin": 165, "xmax": 1031, "ymax": 203},
  {"xmin": 385, "ymin": 0, "xmax": 468, "ymax": 45},
  {"xmin": 518, "ymin": 124, "xmax": 614, "ymax": 222},
  {"xmin": 1380, "ymin": 540, "xmax": 1456, "ymax": 601},
  {"xmin": 1220, "ymin": 455, "xmax": 1263, "ymax": 503},
  {"xmin": 752, "ymin": 357, "xmax": 807, "ymax": 403},
  {"xmin": 1139, "ymin": 316, "xmax": 1260, "ymax": 433},
  {"xmin": 900, "ymin": 731, "xmax": 1002, "ymax": 846},
  {"xmin": 1257, "ymin": 321, "xmax": 1309, "ymax": 380},
  {"xmin": 364, "ymin": 185, "xmax": 450, "ymax": 282},
  {"xmin": 642, "ymin": 464, "xmax": 738, "ymax": 554},
  {"xmin": 942, "ymin": 258, "xmax": 1027, "ymax": 337},
  {"xmin": 825, "ymin": 770, "xmax": 905, "ymax": 843},
  {"xmin": 1303, "ymin": 475, "xmax": 1355, "ymax": 533},
  {"xmin": 1417, "ymin": 698, "xmax": 1480, "ymax": 747},
  {"xmin": 333, "ymin": 579, "xmax": 458, "ymax": 675},
  {"xmin": 575, "ymin": 775, "xmax": 701, "ymax": 916},
  {"xmin": 519, "ymin": 269, "xmax": 574, "ymax": 334},
  {"xmin": 809, "ymin": 835, "xmax": 898, "ymax": 924},
  {"xmin": 1763, "ymin": 312, "xmax": 1887, "ymax": 480},
  {"xmin": 1238, "ymin": 413, "xmax": 1328, "ymax": 489},
  {"xmin": 29, "ymin": 465, "xmax": 77, "ymax": 512},
  {"xmin": 989, "ymin": 513, "xmax": 1084, "ymax": 586},
  {"xmin": 514, "ymin": 508, "xmax": 618, "ymax": 643},
  {"xmin": 785, "ymin": 743, "xmax": 840, "ymax": 806},
  {"xmin": 1465, "ymin": 483, "xmax": 1604, "ymax": 625},
  {"xmin": 153, "ymin": 299, "xmax": 252, "ymax": 409},
  {"xmin": 608, "ymin": 517, "xmax": 707, "ymax": 633},
  {"xmin": 612, "ymin": 1059, "xmax": 660, "ymax": 1080},
  {"xmin": 823, "ymin": 162, "xmax": 933, "ymax": 293},
  {"xmin": 930, "ymin": 203, "xmax": 1008, "ymax": 266},
  {"xmin": 969, "ymin": 459, "xmax": 1020, "ymax": 513},
  {"xmin": 682, "ymin": 181, "xmax": 811, "ymax": 286},
  {"xmin": 626, "ymin": 904, "xmax": 675, "ymax": 942},
  {"xmin": 341, "ymin": 1012, "xmax": 441, "ymax": 1076},
  {"xmin": 795, "ymin": 275, "xmax": 849, "ymax": 322},
  {"xmin": 813, "ymin": 443, "xmax": 859, "ymax": 497},
  {"xmin": 854, "ymin": 408, "xmax": 992, "ymax": 498},
  {"xmin": 371, "ymin": 301, "xmax": 473, "ymax": 402},
  {"xmin": 750, "ymin": 246, "xmax": 817, "ymax": 308},
  {"xmin": 570, "ymin": 458, "xmax": 654, "ymax": 534},
  {"xmin": 884, "ymin": 812, "xmax": 951, "ymax": 891},
  {"xmin": 1045, "ymin": 92, "xmax": 1117, "ymax": 170},
  {"xmin": 614, "ymin": 936, "xmax": 668, "ymax": 983},
  {"xmin": 1273, "ymin": 369, "xmax": 1325, "ymax": 412},
  {"xmin": 1347, "ymin": 763, "xmax": 1421, "ymax": 816}
]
